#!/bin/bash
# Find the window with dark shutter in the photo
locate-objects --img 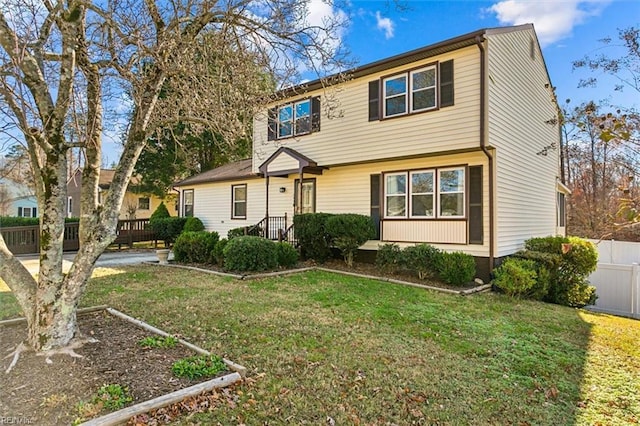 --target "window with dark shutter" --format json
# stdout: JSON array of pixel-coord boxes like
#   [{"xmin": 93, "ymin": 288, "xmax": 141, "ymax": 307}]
[
  {"xmin": 17, "ymin": 207, "xmax": 22, "ymax": 217},
  {"xmin": 311, "ymin": 96, "xmax": 321, "ymax": 132},
  {"xmin": 439, "ymin": 60, "xmax": 454, "ymax": 107},
  {"xmin": 368, "ymin": 80, "xmax": 380, "ymax": 121},
  {"xmin": 267, "ymin": 107, "xmax": 277, "ymax": 141},
  {"xmin": 32, "ymin": 207, "xmax": 37, "ymax": 218},
  {"xmin": 468, "ymin": 165, "xmax": 483, "ymax": 244}
]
